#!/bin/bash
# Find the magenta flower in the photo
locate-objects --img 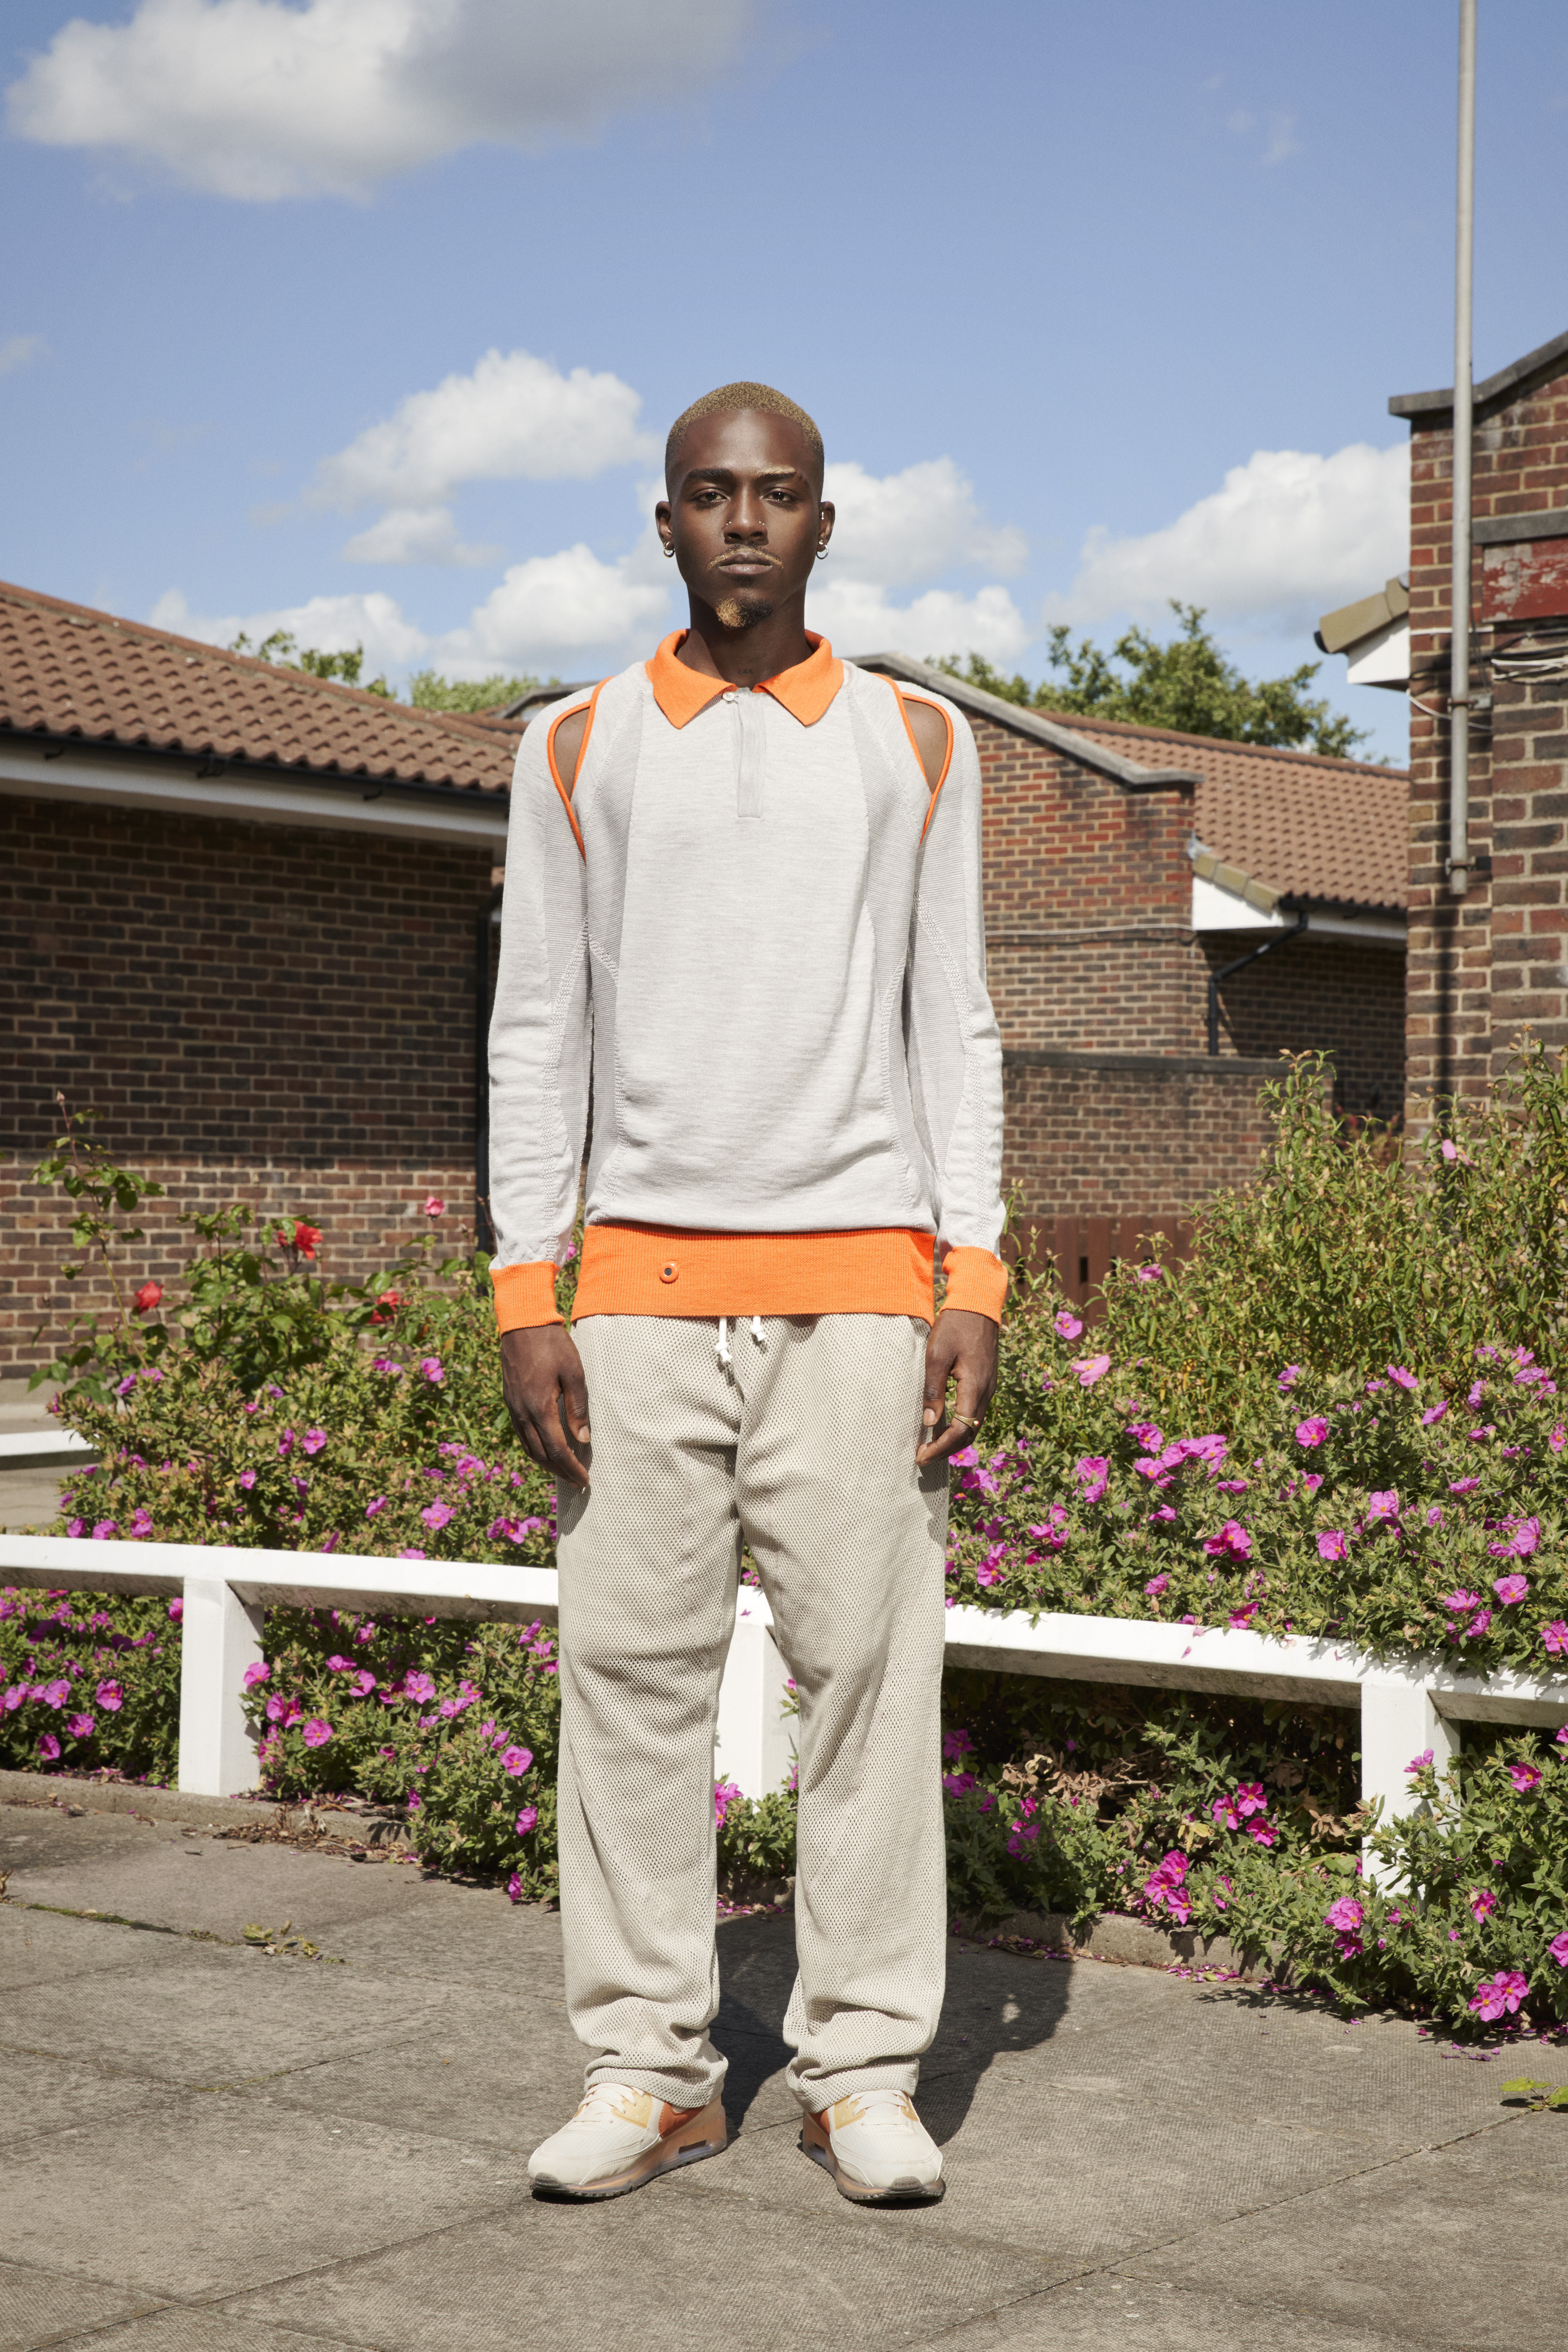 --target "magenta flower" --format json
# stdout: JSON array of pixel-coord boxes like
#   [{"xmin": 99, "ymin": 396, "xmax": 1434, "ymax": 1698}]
[
  {"xmin": 37, "ymin": 1733, "xmax": 60, "ymax": 1761},
  {"xmin": 1276, "ymin": 1365, "xmax": 1302, "ymax": 1391},
  {"xmin": 1509, "ymin": 1762, "xmax": 1542, "ymax": 1793},
  {"xmin": 67, "ymin": 1712, "xmax": 96, "ymax": 1738},
  {"xmin": 1144, "ymin": 1574, "xmax": 1170, "ymax": 1597},
  {"xmin": 418, "ymin": 1356, "xmax": 445, "ymax": 1384},
  {"xmin": 1054, "ymin": 1309, "xmax": 1083, "ymax": 1338},
  {"xmin": 41, "ymin": 1679, "xmax": 69, "ymax": 1707},
  {"xmin": 713, "ymin": 1777, "xmax": 743, "ymax": 1826},
  {"xmin": 1469, "ymin": 1971, "xmax": 1529, "ymax": 2020},
  {"xmin": 942, "ymin": 1728, "xmax": 973, "ymax": 1761},
  {"xmin": 1448, "ymin": 1476, "xmax": 1481, "ymax": 1493},
  {"xmin": 1235, "ymin": 1782, "xmax": 1267, "ymax": 1818},
  {"xmin": 425, "ymin": 1195, "xmax": 446, "ymax": 1218},
  {"xmin": 239, "ymin": 1469, "xmax": 258, "ymax": 1491},
  {"xmin": 502, "ymin": 1745, "xmax": 533, "ymax": 1777},
  {"xmin": 1442, "ymin": 1590, "xmax": 1482, "ymax": 1614},
  {"xmin": 1493, "ymin": 1573, "xmax": 1530, "ymax": 1605},
  {"xmin": 352, "ymin": 1670, "xmax": 376, "ymax": 1697},
  {"xmin": 365, "ymin": 1496, "xmax": 387, "ymax": 1517},
  {"xmin": 1541, "ymin": 1621, "xmax": 1568, "ymax": 1658},
  {"xmin": 1387, "ymin": 1364, "xmax": 1419, "ymax": 1391},
  {"xmin": 1294, "ymin": 1418, "xmax": 1329, "ymax": 1449},
  {"xmin": 1317, "ymin": 1530, "xmax": 1349, "ymax": 1562},
  {"xmin": 515, "ymin": 1806, "xmax": 538, "ymax": 1835},
  {"xmin": 1134, "ymin": 1263, "xmax": 1163, "ymax": 1283},
  {"xmin": 95, "ymin": 1680, "xmax": 123, "ymax": 1711},
  {"xmin": 1553, "ymin": 1425, "xmax": 1567, "ymax": 1454},
  {"xmin": 1549, "ymin": 1932, "xmax": 1568, "ymax": 1968},
  {"xmin": 91, "ymin": 1520, "xmax": 119, "ymax": 1540},
  {"xmin": 1469, "ymin": 1887, "xmax": 1496, "ymax": 1922},
  {"xmin": 168, "ymin": 1598, "xmax": 183, "ymax": 1623},
  {"xmin": 1441, "ymin": 1136, "xmax": 1474, "ymax": 1166},
  {"xmin": 1465, "ymin": 1609, "xmax": 1492, "ymax": 1639},
  {"xmin": 1406, "ymin": 1749, "xmax": 1434, "ymax": 1775},
  {"xmin": 1072, "ymin": 1352, "xmax": 1112, "ymax": 1387},
  {"xmin": 242, "ymin": 1661, "xmax": 270, "ymax": 1689},
  {"xmin": 278, "ymin": 1429, "xmax": 295, "ymax": 1459},
  {"xmin": 1212, "ymin": 1795, "xmax": 1240, "ymax": 1829},
  {"xmin": 1245, "ymin": 1817, "xmax": 1278, "ymax": 1848},
  {"xmin": 1324, "ymin": 1897, "xmax": 1363, "ymax": 1934},
  {"xmin": 301, "ymin": 1718, "xmax": 333, "ymax": 1748},
  {"xmin": 1366, "ymin": 1490, "xmax": 1400, "ymax": 1524},
  {"xmin": 421, "ymin": 1500, "xmax": 455, "ymax": 1530},
  {"xmin": 1421, "ymin": 1402, "xmax": 1449, "ymax": 1426},
  {"xmin": 403, "ymin": 1670, "xmax": 436, "ymax": 1702},
  {"xmin": 506, "ymin": 1872, "xmax": 523, "ymax": 1903},
  {"xmin": 301, "ymin": 1428, "xmax": 327, "ymax": 1456},
  {"xmin": 1202, "ymin": 1519, "xmax": 1252, "ymax": 1563}
]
